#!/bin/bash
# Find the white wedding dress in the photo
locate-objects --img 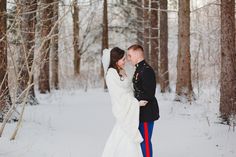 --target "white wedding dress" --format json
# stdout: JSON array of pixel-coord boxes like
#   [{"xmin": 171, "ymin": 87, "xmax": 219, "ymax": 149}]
[{"xmin": 102, "ymin": 68, "xmax": 143, "ymax": 157}]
